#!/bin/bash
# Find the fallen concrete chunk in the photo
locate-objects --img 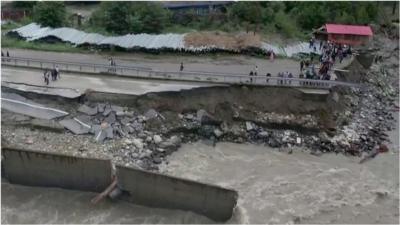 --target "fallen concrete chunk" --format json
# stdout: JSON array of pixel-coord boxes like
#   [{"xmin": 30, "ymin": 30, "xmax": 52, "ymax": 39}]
[
  {"xmin": 1, "ymin": 94, "xmax": 69, "ymax": 120},
  {"xmin": 97, "ymin": 103, "xmax": 106, "ymax": 113},
  {"xmin": 2, "ymin": 82, "xmax": 82, "ymax": 99},
  {"xmin": 78, "ymin": 104, "xmax": 98, "ymax": 116},
  {"xmin": 104, "ymin": 111, "xmax": 116, "ymax": 124},
  {"xmin": 103, "ymin": 105, "xmax": 112, "ymax": 116},
  {"xmin": 111, "ymin": 105, "xmax": 124, "ymax": 115},
  {"xmin": 30, "ymin": 118, "xmax": 64, "ymax": 132},
  {"xmin": 246, "ymin": 121, "xmax": 255, "ymax": 131},
  {"xmin": 116, "ymin": 165, "xmax": 238, "ymax": 222},
  {"xmin": 60, "ymin": 118, "xmax": 91, "ymax": 134}
]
